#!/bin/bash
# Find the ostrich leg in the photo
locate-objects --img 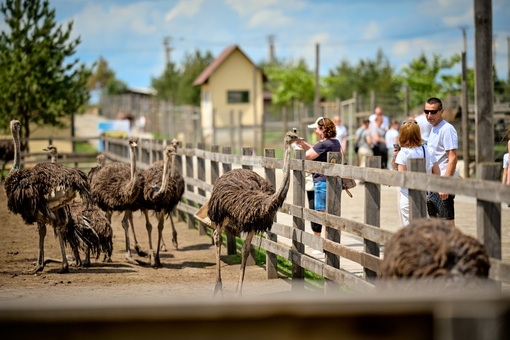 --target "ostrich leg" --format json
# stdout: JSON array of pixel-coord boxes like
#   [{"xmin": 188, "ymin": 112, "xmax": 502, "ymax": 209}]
[
  {"xmin": 125, "ymin": 210, "xmax": 146, "ymax": 256},
  {"xmin": 142, "ymin": 208, "xmax": 157, "ymax": 266},
  {"xmin": 23, "ymin": 222, "xmax": 47, "ymax": 274},
  {"xmin": 55, "ymin": 208, "xmax": 70, "ymax": 274},
  {"xmin": 152, "ymin": 211, "xmax": 165, "ymax": 268},
  {"xmin": 213, "ymin": 222, "xmax": 225, "ymax": 296},
  {"xmin": 169, "ymin": 214, "xmax": 178, "ymax": 249},
  {"xmin": 236, "ymin": 230, "xmax": 255, "ymax": 296},
  {"xmin": 121, "ymin": 212, "xmax": 134, "ymax": 260}
]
